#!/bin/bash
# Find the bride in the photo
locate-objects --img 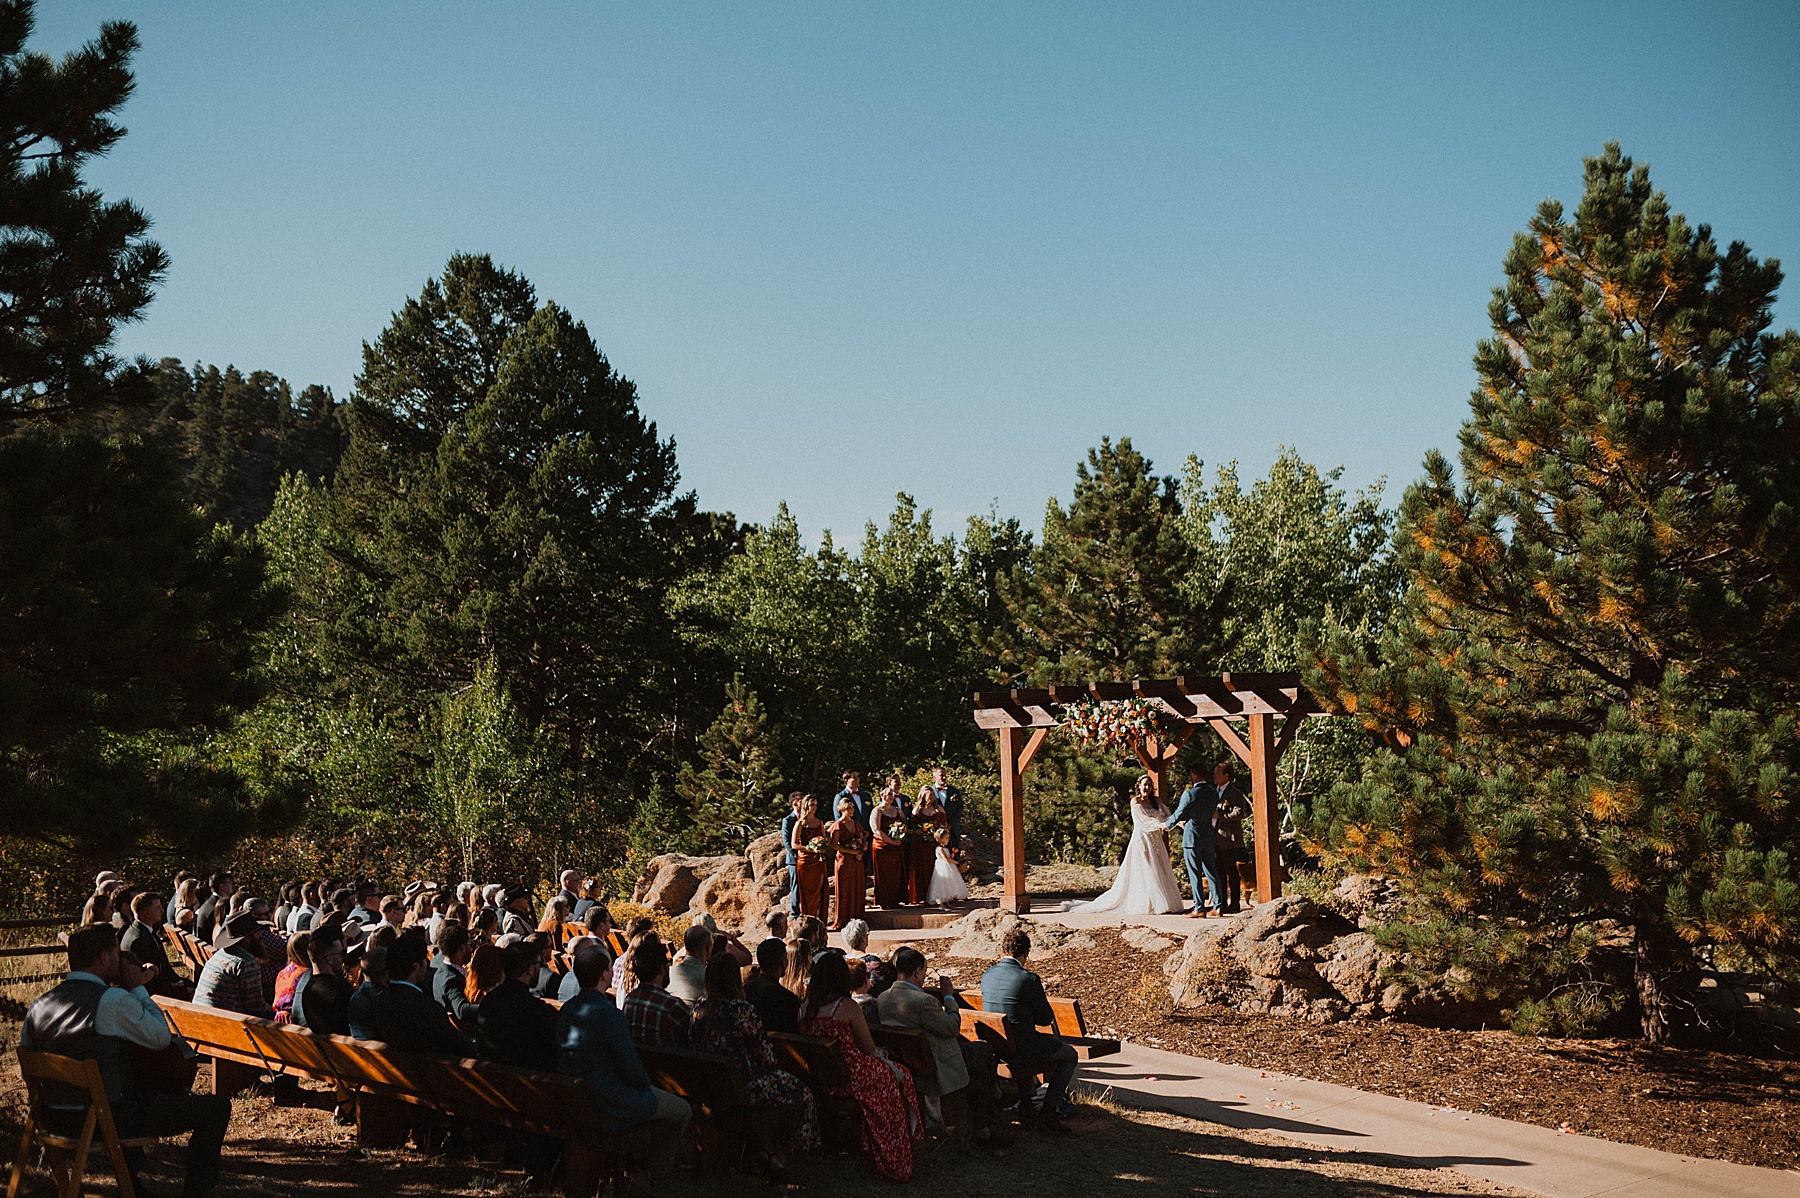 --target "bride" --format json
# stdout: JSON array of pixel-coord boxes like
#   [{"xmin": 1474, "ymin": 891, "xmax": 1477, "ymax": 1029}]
[{"xmin": 1062, "ymin": 775, "xmax": 1186, "ymax": 915}]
